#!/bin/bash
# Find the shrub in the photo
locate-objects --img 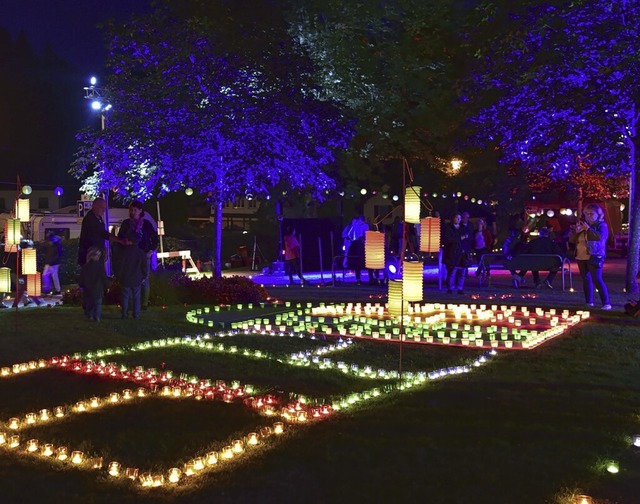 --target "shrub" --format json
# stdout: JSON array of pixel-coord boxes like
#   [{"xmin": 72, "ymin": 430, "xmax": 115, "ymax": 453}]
[{"xmin": 168, "ymin": 274, "xmax": 269, "ymax": 305}]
